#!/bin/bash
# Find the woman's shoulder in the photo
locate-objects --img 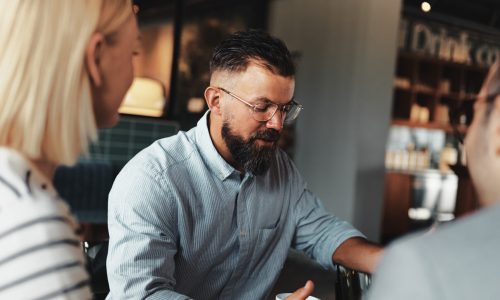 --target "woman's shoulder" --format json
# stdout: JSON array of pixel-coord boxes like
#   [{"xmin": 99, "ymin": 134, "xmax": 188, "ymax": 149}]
[
  {"xmin": 0, "ymin": 147, "xmax": 55, "ymax": 189},
  {"xmin": 0, "ymin": 148, "xmax": 56, "ymax": 201},
  {"xmin": 0, "ymin": 147, "xmax": 79, "ymax": 232}
]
